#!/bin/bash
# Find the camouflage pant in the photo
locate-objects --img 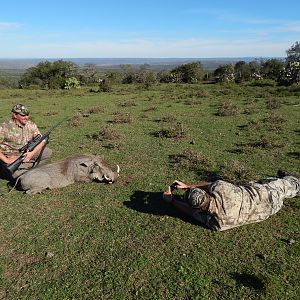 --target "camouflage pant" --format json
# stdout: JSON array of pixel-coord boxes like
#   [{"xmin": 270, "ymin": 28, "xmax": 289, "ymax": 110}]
[
  {"xmin": 13, "ymin": 147, "xmax": 53, "ymax": 178},
  {"xmin": 253, "ymin": 176, "xmax": 300, "ymax": 212},
  {"xmin": 192, "ymin": 176, "xmax": 300, "ymax": 231},
  {"xmin": 0, "ymin": 147, "xmax": 52, "ymax": 179}
]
